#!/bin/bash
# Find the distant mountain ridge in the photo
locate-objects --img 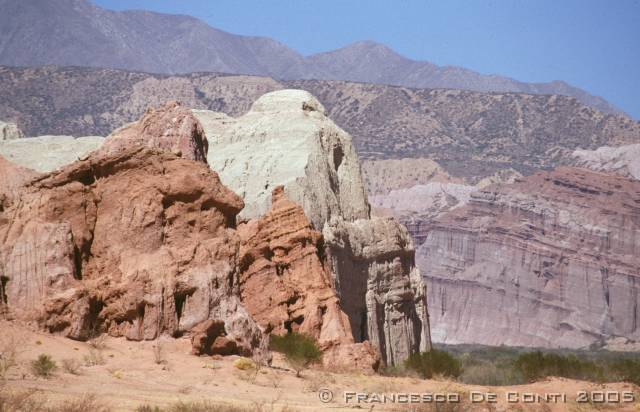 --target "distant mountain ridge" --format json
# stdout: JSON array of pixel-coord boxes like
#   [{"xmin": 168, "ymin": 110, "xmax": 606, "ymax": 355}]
[
  {"xmin": 1, "ymin": 65, "xmax": 639, "ymax": 181},
  {"xmin": 0, "ymin": 0, "xmax": 622, "ymax": 115}
]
